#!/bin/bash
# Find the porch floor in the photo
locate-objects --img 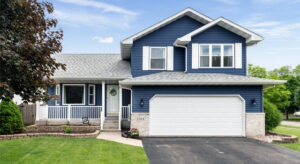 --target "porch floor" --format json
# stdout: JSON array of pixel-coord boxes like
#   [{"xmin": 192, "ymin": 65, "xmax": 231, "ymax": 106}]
[{"xmin": 97, "ymin": 132, "xmax": 143, "ymax": 147}]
